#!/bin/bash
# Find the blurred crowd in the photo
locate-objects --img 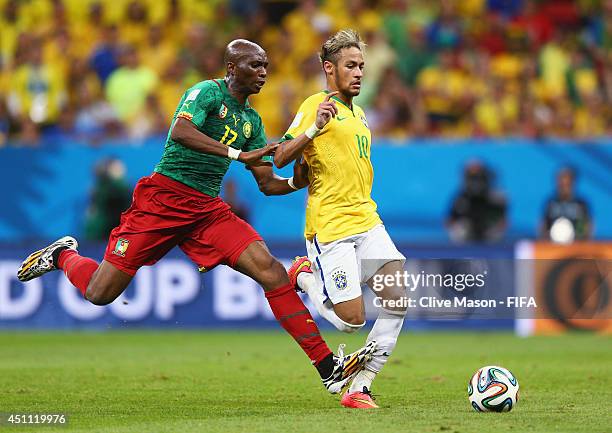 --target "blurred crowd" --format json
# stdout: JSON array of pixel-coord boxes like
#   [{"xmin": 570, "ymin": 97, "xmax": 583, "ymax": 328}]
[{"xmin": 2, "ymin": 0, "xmax": 612, "ymax": 146}]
